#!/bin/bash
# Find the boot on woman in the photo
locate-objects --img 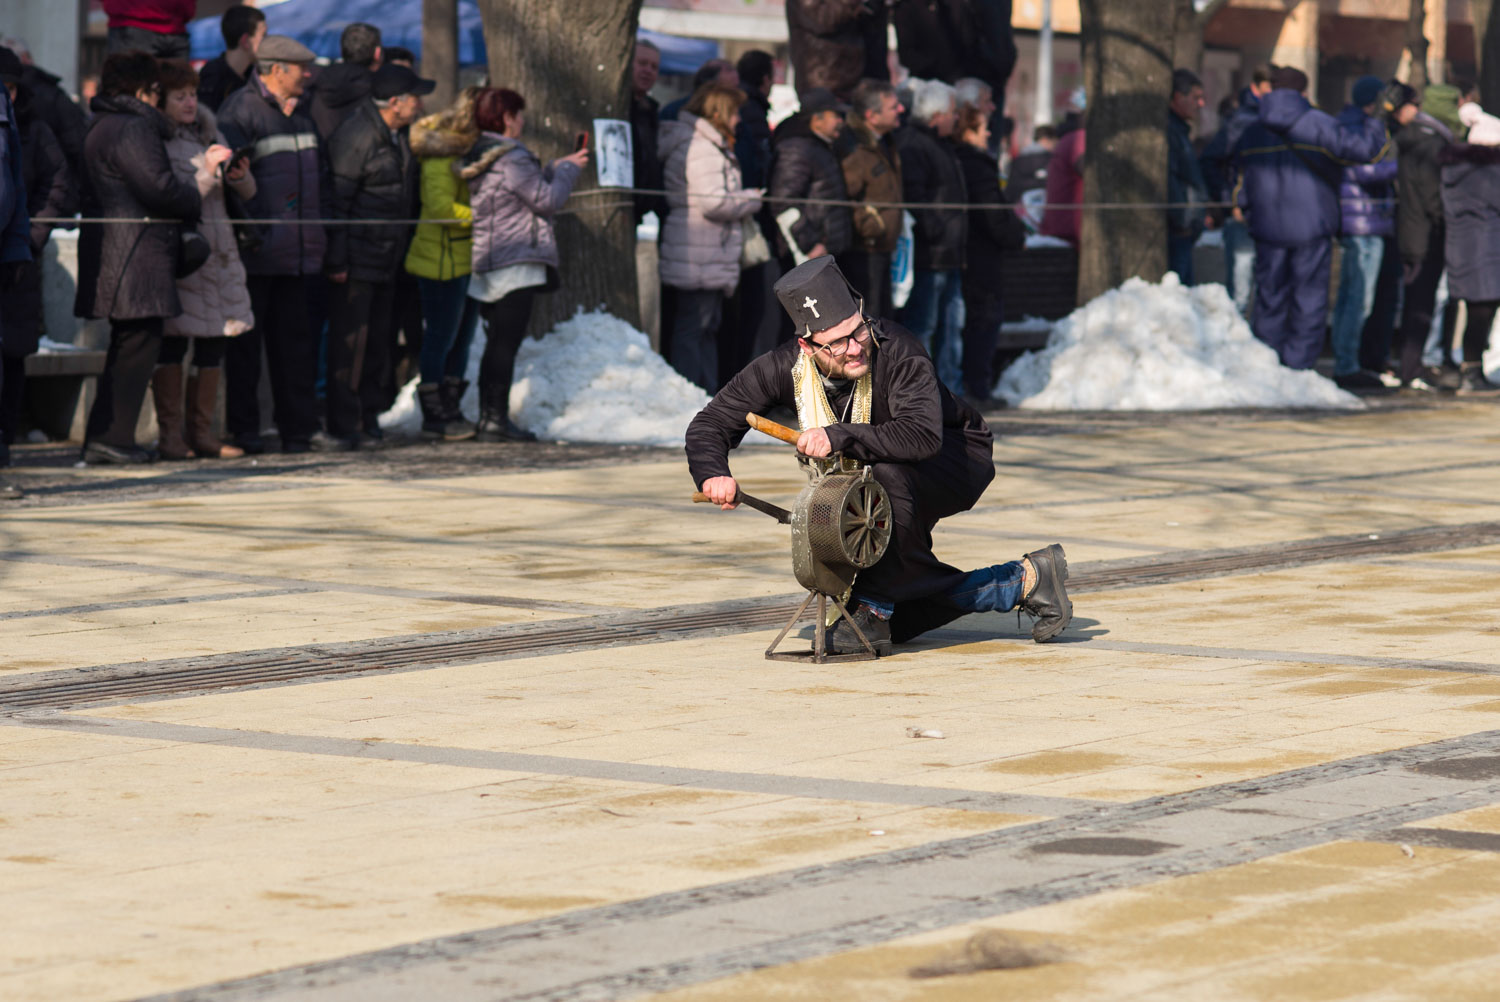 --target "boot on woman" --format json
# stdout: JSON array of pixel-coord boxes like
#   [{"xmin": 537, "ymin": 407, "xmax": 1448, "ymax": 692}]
[
  {"xmin": 185, "ymin": 368, "xmax": 244, "ymax": 459},
  {"xmin": 151, "ymin": 364, "xmax": 195, "ymax": 460}
]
